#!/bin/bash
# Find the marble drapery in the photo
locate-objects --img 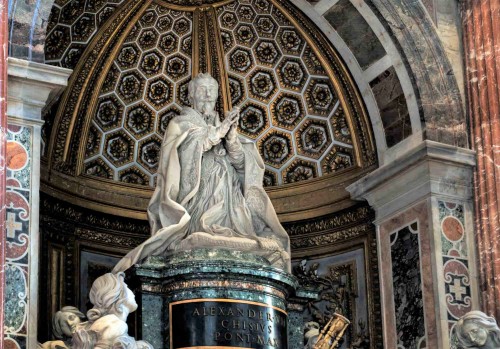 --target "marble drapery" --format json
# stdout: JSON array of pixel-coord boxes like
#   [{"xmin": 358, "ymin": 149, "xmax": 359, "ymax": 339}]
[{"xmin": 113, "ymin": 106, "xmax": 291, "ymax": 273}]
